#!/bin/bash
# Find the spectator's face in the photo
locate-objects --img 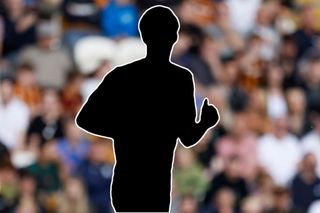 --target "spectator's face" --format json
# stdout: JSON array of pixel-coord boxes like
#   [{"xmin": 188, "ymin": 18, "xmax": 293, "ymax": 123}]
[
  {"xmin": 65, "ymin": 178, "xmax": 85, "ymax": 201},
  {"xmin": 301, "ymin": 7, "xmax": 316, "ymax": 29},
  {"xmin": 4, "ymin": 0, "xmax": 23, "ymax": 15},
  {"xmin": 65, "ymin": 121, "xmax": 83, "ymax": 142},
  {"xmin": 17, "ymin": 70, "xmax": 36, "ymax": 87},
  {"xmin": 89, "ymin": 142, "xmax": 107, "ymax": 163},
  {"xmin": 0, "ymin": 80, "xmax": 14, "ymax": 103},
  {"xmin": 286, "ymin": 89, "xmax": 306, "ymax": 114},
  {"xmin": 42, "ymin": 90, "xmax": 61, "ymax": 116},
  {"xmin": 231, "ymin": 113, "xmax": 248, "ymax": 136},
  {"xmin": 225, "ymin": 158, "xmax": 241, "ymax": 179},
  {"xmin": 180, "ymin": 196, "xmax": 198, "ymax": 213},
  {"xmin": 308, "ymin": 60, "xmax": 320, "ymax": 84},
  {"xmin": 274, "ymin": 192, "xmax": 290, "ymax": 211},
  {"xmin": 223, "ymin": 61, "xmax": 239, "ymax": 85},
  {"xmin": 273, "ymin": 117, "xmax": 289, "ymax": 136},
  {"xmin": 214, "ymin": 189, "xmax": 236, "ymax": 212},
  {"xmin": 20, "ymin": 176, "xmax": 36, "ymax": 195},
  {"xmin": 302, "ymin": 153, "xmax": 317, "ymax": 173},
  {"xmin": 267, "ymin": 65, "xmax": 283, "ymax": 87},
  {"xmin": 173, "ymin": 32, "xmax": 192, "ymax": 57}
]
